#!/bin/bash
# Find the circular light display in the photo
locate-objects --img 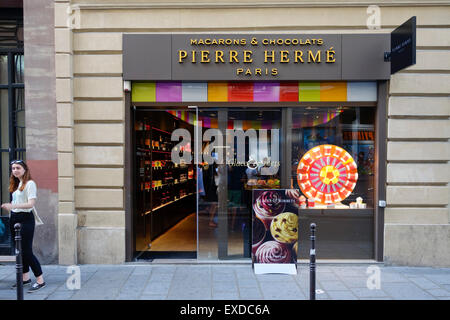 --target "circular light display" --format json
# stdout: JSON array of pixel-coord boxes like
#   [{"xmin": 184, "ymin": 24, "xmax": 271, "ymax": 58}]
[{"xmin": 297, "ymin": 144, "xmax": 358, "ymax": 204}]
